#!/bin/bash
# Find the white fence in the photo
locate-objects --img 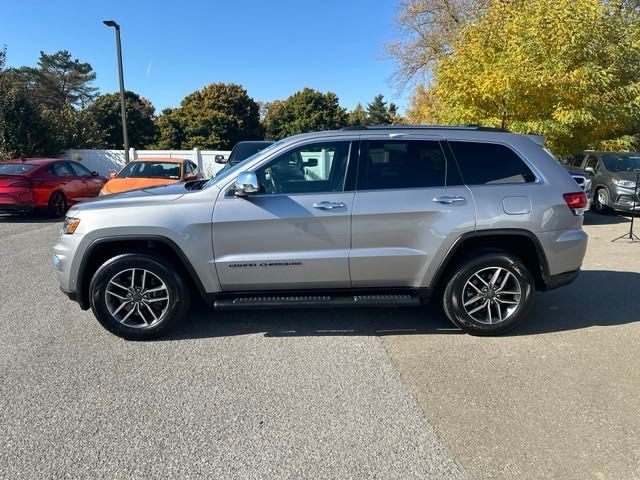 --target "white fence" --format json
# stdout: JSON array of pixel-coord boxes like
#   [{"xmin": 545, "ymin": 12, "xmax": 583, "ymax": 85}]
[{"xmin": 63, "ymin": 148, "xmax": 232, "ymax": 178}]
